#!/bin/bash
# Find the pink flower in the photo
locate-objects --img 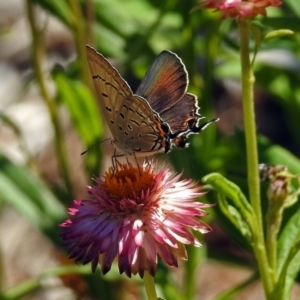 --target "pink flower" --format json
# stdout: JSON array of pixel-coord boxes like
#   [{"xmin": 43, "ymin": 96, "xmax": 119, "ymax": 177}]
[
  {"xmin": 60, "ymin": 161, "xmax": 212, "ymax": 278},
  {"xmin": 201, "ymin": 0, "xmax": 282, "ymax": 19}
]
